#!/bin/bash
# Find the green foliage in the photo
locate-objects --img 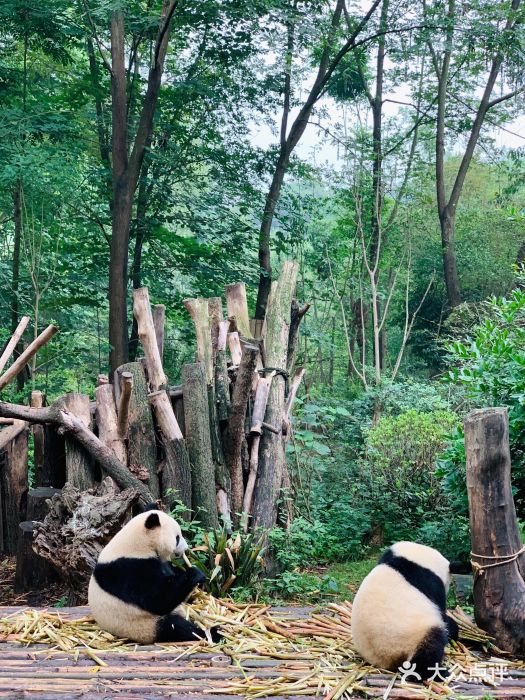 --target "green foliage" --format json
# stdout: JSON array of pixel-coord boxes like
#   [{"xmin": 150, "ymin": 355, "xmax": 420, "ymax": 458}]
[
  {"xmin": 170, "ymin": 505, "xmax": 265, "ymax": 599},
  {"xmin": 445, "ymin": 279, "xmax": 525, "ymax": 512}
]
